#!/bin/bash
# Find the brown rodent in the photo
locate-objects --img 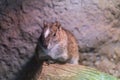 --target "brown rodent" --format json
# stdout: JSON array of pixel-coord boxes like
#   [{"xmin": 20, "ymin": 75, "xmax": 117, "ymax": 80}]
[{"xmin": 35, "ymin": 21, "xmax": 80, "ymax": 64}]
